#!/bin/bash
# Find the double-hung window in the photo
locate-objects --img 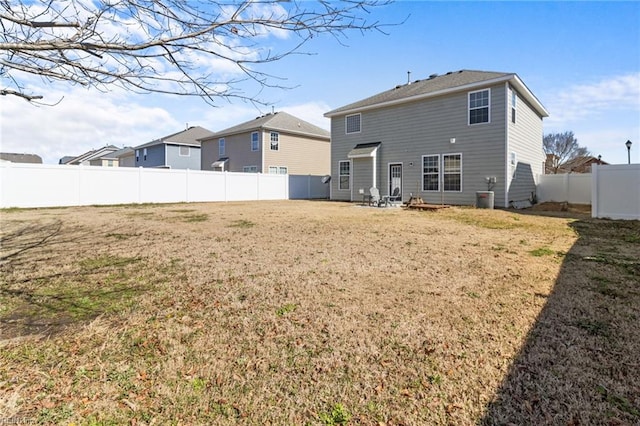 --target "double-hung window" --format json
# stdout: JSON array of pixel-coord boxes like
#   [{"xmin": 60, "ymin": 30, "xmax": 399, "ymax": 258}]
[
  {"xmin": 268, "ymin": 166, "xmax": 288, "ymax": 174},
  {"xmin": 179, "ymin": 146, "xmax": 190, "ymax": 156},
  {"xmin": 469, "ymin": 89, "xmax": 490, "ymax": 125},
  {"xmin": 243, "ymin": 165, "xmax": 258, "ymax": 173},
  {"xmin": 511, "ymin": 90, "xmax": 517, "ymax": 124},
  {"xmin": 135, "ymin": 150, "xmax": 139, "ymax": 162},
  {"xmin": 345, "ymin": 114, "xmax": 361, "ymax": 134},
  {"xmin": 443, "ymin": 154, "xmax": 462, "ymax": 192},
  {"xmin": 338, "ymin": 160, "xmax": 350, "ymax": 190},
  {"xmin": 270, "ymin": 132, "xmax": 279, "ymax": 151},
  {"xmin": 422, "ymin": 155, "xmax": 440, "ymax": 191},
  {"xmin": 251, "ymin": 132, "xmax": 259, "ymax": 151},
  {"xmin": 218, "ymin": 138, "xmax": 225, "ymax": 157},
  {"xmin": 143, "ymin": 148, "xmax": 147, "ymax": 161},
  {"xmin": 422, "ymin": 154, "xmax": 462, "ymax": 192}
]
